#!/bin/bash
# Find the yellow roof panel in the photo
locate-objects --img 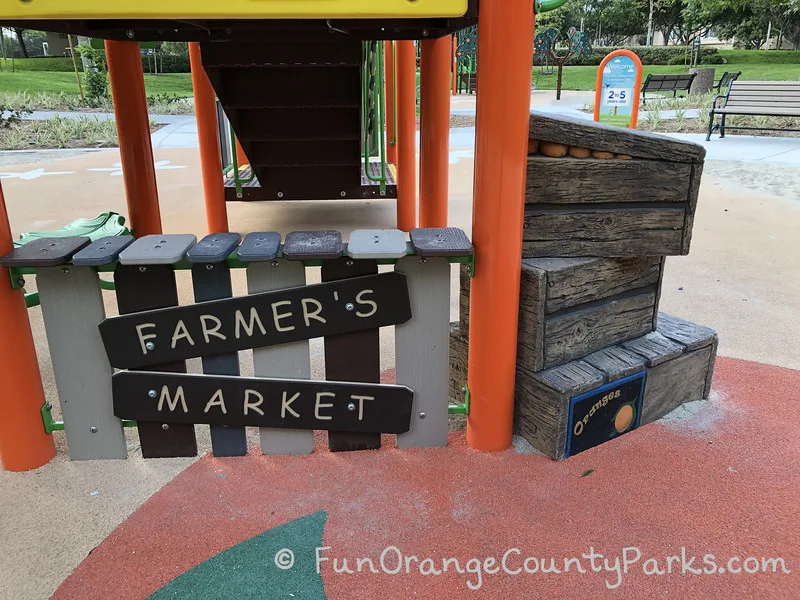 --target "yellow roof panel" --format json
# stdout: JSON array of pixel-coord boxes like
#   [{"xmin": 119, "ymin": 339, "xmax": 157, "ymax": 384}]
[{"xmin": 1, "ymin": 0, "xmax": 468, "ymax": 19}]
